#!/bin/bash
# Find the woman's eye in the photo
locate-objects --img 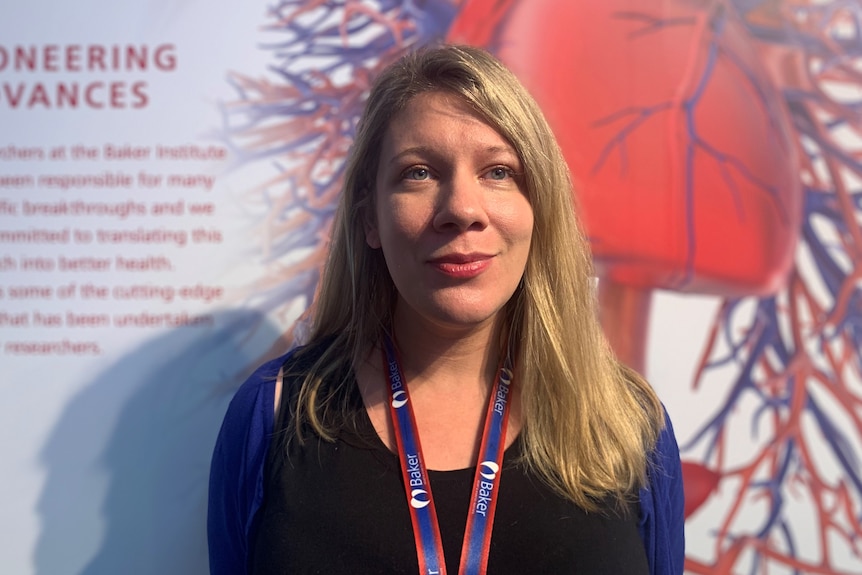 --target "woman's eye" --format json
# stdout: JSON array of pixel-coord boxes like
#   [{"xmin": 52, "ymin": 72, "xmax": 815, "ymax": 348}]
[
  {"xmin": 404, "ymin": 167, "xmax": 430, "ymax": 180},
  {"xmin": 486, "ymin": 167, "xmax": 512, "ymax": 180}
]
